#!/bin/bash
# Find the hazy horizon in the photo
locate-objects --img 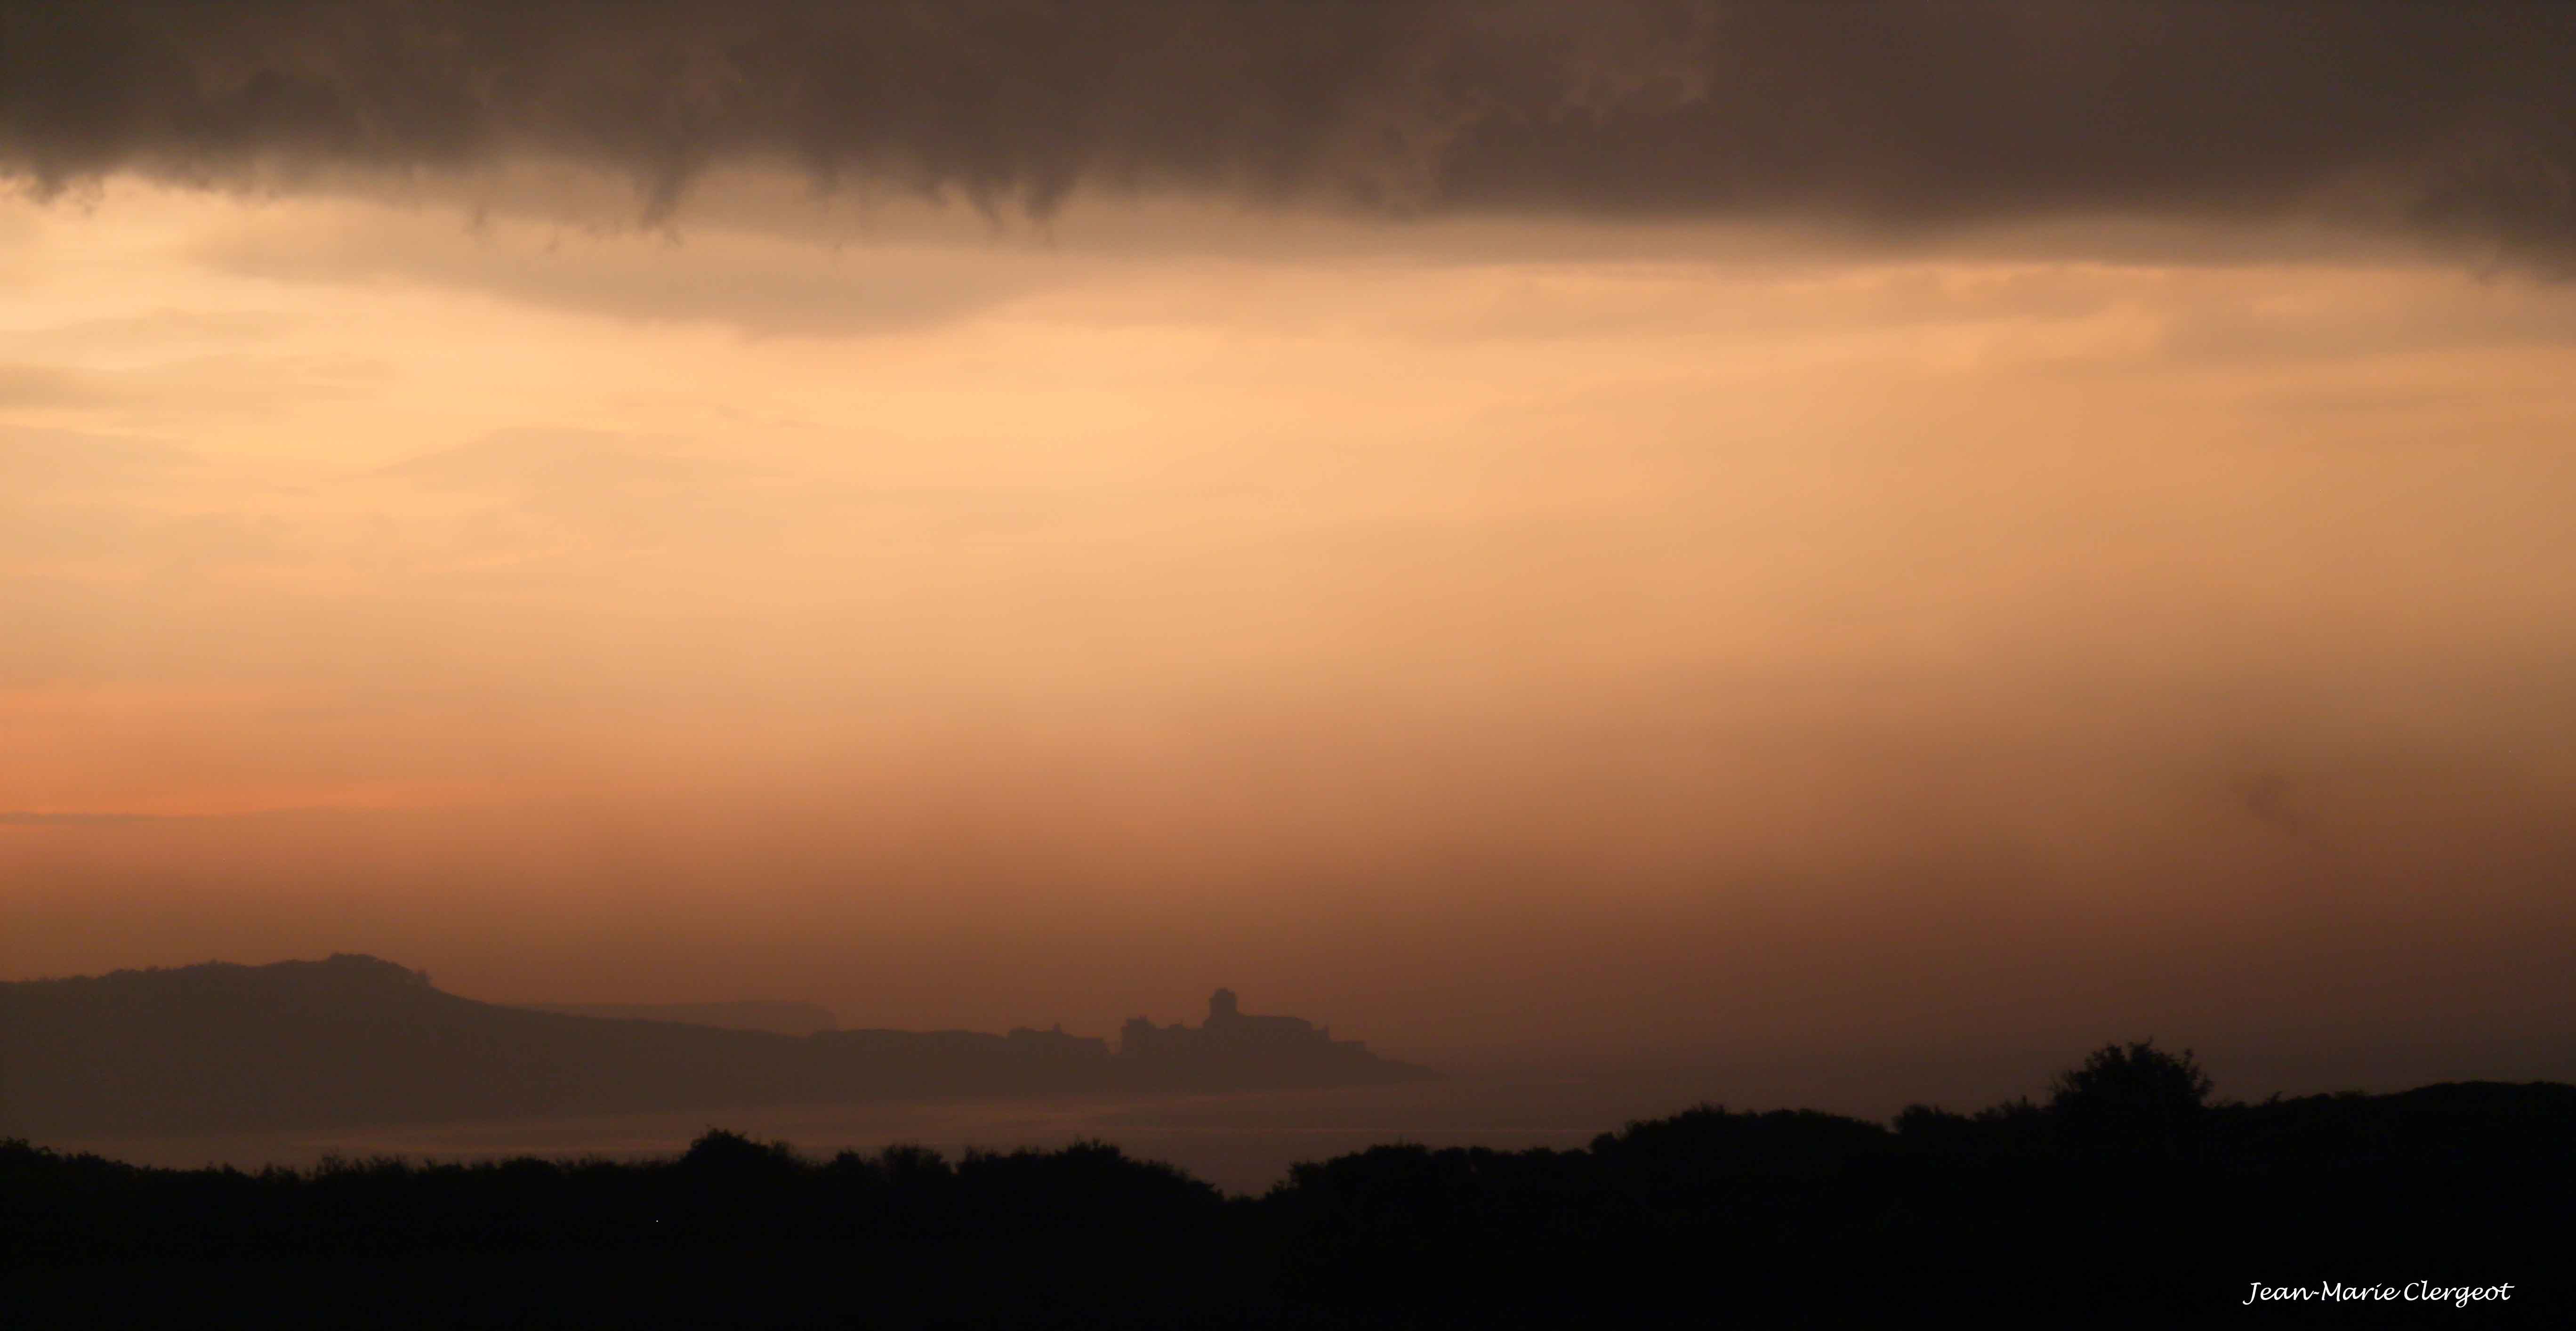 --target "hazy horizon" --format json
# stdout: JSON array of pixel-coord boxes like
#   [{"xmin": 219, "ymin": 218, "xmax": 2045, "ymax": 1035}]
[{"xmin": 8, "ymin": 1, "xmax": 2576, "ymax": 1115}]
